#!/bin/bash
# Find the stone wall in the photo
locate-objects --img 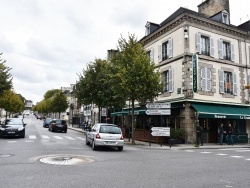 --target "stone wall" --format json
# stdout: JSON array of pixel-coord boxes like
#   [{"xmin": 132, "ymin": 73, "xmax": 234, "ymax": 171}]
[{"xmin": 198, "ymin": 0, "xmax": 230, "ymax": 17}]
